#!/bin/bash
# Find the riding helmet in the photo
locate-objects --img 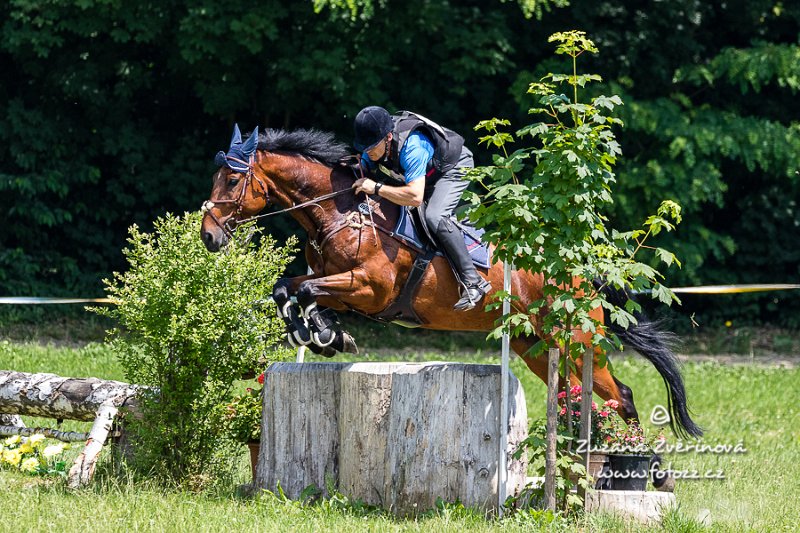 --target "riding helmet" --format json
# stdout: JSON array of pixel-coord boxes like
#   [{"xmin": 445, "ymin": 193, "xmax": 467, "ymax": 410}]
[{"xmin": 353, "ymin": 106, "xmax": 393, "ymax": 152}]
